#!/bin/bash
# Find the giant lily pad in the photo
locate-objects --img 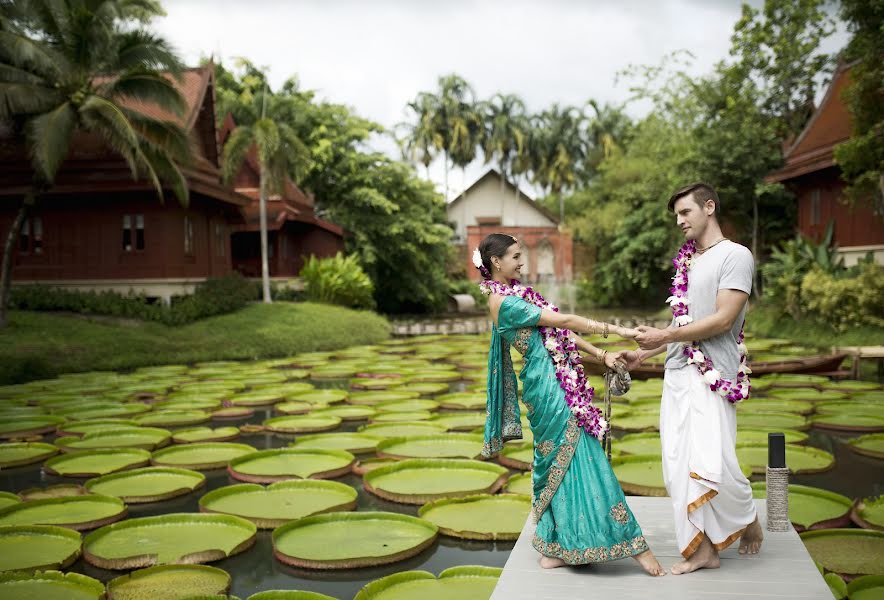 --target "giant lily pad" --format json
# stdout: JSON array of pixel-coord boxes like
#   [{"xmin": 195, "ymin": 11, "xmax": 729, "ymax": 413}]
[
  {"xmin": 274, "ymin": 401, "xmax": 317, "ymax": 415},
  {"xmin": 248, "ymin": 591, "xmax": 337, "ymax": 600},
  {"xmin": 348, "ymin": 391, "xmax": 419, "ymax": 405},
  {"xmin": 435, "ymin": 393, "xmax": 487, "ymax": 410},
  {"xmin": 0, "ymin": 570, "xmax": 104, "ymax": 599},
  {"xmin": 377, "ymin": 434, "xmax": 484, "ymax": 460},
  {"xmin": 611, "ymin": 454, "xmax": 666, "ymax": 496},
  {"xmin": 739, "ymin": 412, "xmax": 809, "ymax": 431},
  {"xmin": 0, "ymin": 493, "xmax": 19, "ymax": 511},
  {"xmin": 228, "ymin": 448, "xmax": 356, "ymax": 483},
  {"xmin": 377, "ymin": 399, "xmax": 439, "ymax": 413},
  {"xmin": 615, "ymin": 433, "xmax": 662, "ymax": 455},
  {"xmin": 263, "ymin": 415, "xmax": 342, "ymax": 434},
  {"xmin": 750, "ymin": 399, "xmax": 815, "ymax": 415},
  {"xmin": 150, "ymin": 442, "xmax": 256, "ymax": 470},
  {"xmin": 16, "ymin": 485, "xmax": 86, "ymax": 501},
  {"xmin": 0, "ymin": 494, "xmax": 126, "ymax": 530},
  {"xmin": 352, "ymin": 458, "xmax": 400, "ymax": 476},
  {"xmin": 751, "ymin": 483, "xmax": 852, "ymax": 531},
  {"xmin": 210, "ymin": 406, "xmax": 254, "ymax": 420},
  {"xmin": 106, "ymin": 564, "xmax": 230, "ymax": 600},
  {"xmin": 0, "ymin": 415, "xmax": 66, "ymax": 439},
  {"xmin": 349, "ymin": 378, "xmax": 406, "ymax": 391},
  {"xmin": 418, "ymin": 494, "xmax": 530, "ymax": 540},
  {"xmin": 0, "ymin": 525, "xmax": 81, "ymax": 572},
  {"xmin": 43, "ymin": 448, "xmax": 151, "ymax": 477},
  {"xmin": 56, "ymin": 419, "xmax": 138, "ymax": 437},
  {"xmin": 811, "ymin": 413, "xmax": 884, "ymax": 432},
  {"xmin": 359, "ymin": 422, "xmax": 447, "ymax": 438},
  {"xmin": 847, "ymin": 574, "xmax": 884, "ymax": 600},
  {"xmin": 83, "ymin": 513, "xmax": 256, "ymax": 569},
  {"xmin": 289, "ymin": 432, "xmax": 383, "ymax": 454},
  {"xmin": 199, "ymin": 480, "xmax": 357, "ymax": 528},
  {"xmin": 55, "ymin": 428, "xmax": 170, "ymax": 452},
  {"xmin": 273, "ymin": 511, "xmax": 437, "ymax": 569},
  {"xmin": 815, "ymin": 402, "xmax": 884, "ymax": 418},
  {"xmin": 498, "ymin": 443, "xmax": 532, "ymax": 470},
  {"xmin": 848, "ymin": 433, "xmax": 884, "ymax": 460},
  {"xmin": 851, "ymin": 496, "xmax": 884, "ymax": 531},
  {"xmin": 371, "ymin": 411, "xmax": 432, "ymax": 423},
  {"xmin": 171, "ymin": 427, "xmax": 241, "ymax": 444},
  {"xmin": 363, "ymin": 459, "xmax": 508, "ymax": 505},
  {"xmin": 737, "ymin": 428, "xmax": 808, "ymax": 445},
  {"xmin": 289, "ymin": 389, "xmax": 347, "ymax": 405},
  {"xmin": 135, "ymin": 410, "xmax": 210, "ymax": 427},
  {"xmin": 85, "ymin": 467, "xmax": 205, "ymax": 503},
  {"xmin": 611, "ymin": 412, "xmax": 660, "ymax": 432},
  {"xmin": 407, "ymin": 383, "xmax": 451, "ymax": 396},
  {"xmin": 314, "ymin": 405, "xmax": 377, "ymax": 421},
  {"xmin": 799, "ymin": 529, "xmax": 884, "ymax": 578},
  {"xmin": 504, "ymin": 473, "xmax": 533, "ymax": 495},
  {"xmin": 737, "ymin": 444, "xmax": 834, "ymax": 474},
  {"xmin": 353, "ymin": 565, "xmax": 502, "ymax": 600},
  {"xmin": 428, "ymin": 412, "xmax": 486, "ymax": 432},
  {"xmin": 0, "ymin": 442, "xmax": 58, "ymax": 468}
]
